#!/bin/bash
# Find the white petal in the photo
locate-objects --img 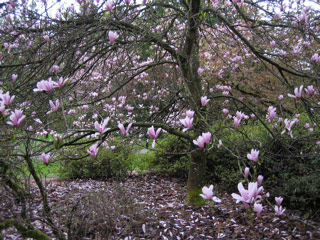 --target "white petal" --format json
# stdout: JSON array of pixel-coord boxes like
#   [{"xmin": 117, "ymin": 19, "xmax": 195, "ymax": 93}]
[{"xmin": 212, "ymin": 196, "xmax": 221, "ymax": 203}]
